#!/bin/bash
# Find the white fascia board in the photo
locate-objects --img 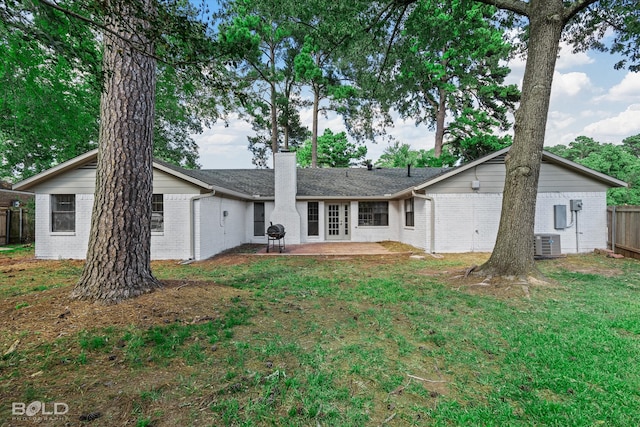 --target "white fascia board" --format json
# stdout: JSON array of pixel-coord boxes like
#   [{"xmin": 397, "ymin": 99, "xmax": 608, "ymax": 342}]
[
  {"xmin": 152, "ymin": 162, "xmax": 213, "ymax": 191},
  {"xmin": 541, "ymin": 151, "xmax": 628, "ymax": 188},
  {"xmin": 13, "ymin": 149, "xmax": 99, "ymax": 191},
  {"xmin": 414, "ymin": 147, "xmax": 510, "ymax": 191}
]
